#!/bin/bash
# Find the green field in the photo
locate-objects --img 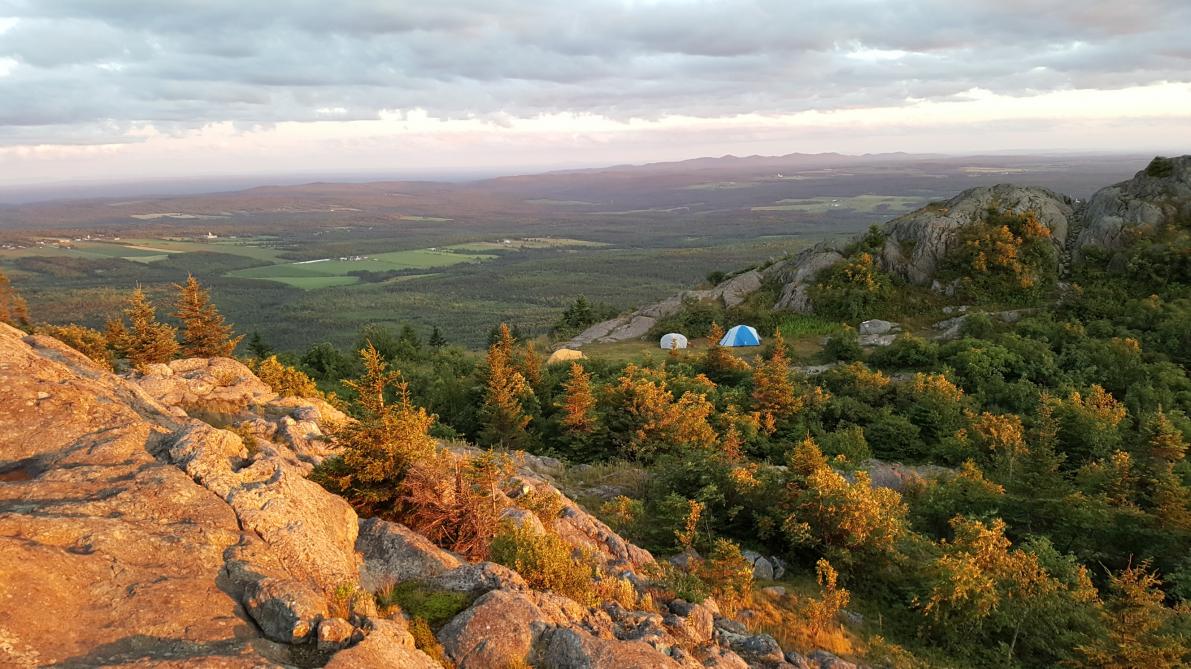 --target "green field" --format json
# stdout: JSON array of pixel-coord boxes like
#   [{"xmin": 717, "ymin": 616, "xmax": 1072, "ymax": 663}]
[
  {"xmin": 120, "ymin": 238, "xmax": 289, "ymax": 262},
  {"xmin": 226, "ymin": 248, "xmax": 496, "ymax": 288},
  {"xmin": 752, "ymin": 194, "xmax": 925, "ymax": 213},
  {"xmin": 0, "ymin": 241, "xmax": 168, "ymax": 262}
]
